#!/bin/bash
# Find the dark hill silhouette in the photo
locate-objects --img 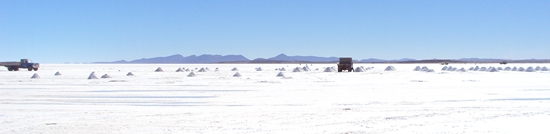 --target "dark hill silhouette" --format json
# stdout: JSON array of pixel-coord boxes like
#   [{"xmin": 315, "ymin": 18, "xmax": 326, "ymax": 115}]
[{"xmin": 96, "ymin": 53, "xmax": 550, "ymax": 63}]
